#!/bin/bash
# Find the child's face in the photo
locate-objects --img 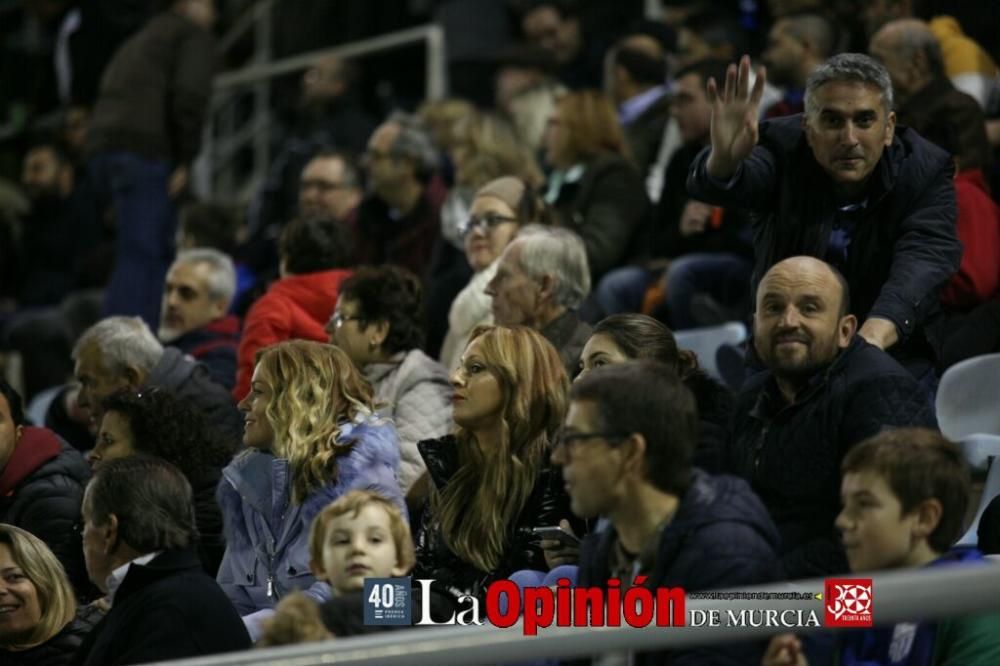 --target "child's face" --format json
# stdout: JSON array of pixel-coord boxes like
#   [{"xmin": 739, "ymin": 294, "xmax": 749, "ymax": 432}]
[
  {"xmin": 320, "ymin": 504, "xmax": 405, "ymax": 594},
  {"xmin": 836, "ymin": 470, "xmax": 924, "ymax": 572}
]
